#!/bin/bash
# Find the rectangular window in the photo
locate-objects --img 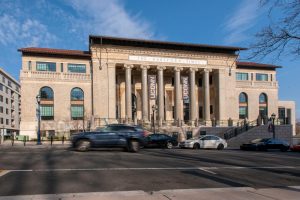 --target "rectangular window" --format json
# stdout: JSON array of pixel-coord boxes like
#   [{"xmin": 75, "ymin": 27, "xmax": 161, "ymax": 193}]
[
  {"xmin": 239, "ymin": 107, "xmax": 247, "ymax": 119},
  {"xmin": 67, "ymin": 64, "xmax": 86, "ymax": 73},
  {"xmin": 6, "ymin": 98, "xmax": 8, "ymax": 104},
  {"xmin": 5, "ymin": 87, "xmax": 9, "ymax": 94},
  {"xmin": 8, "ymin": 81, "xmax": 11, "ymax": 87},
  {"xmin": 236, "ymin": 72, "xmax": 249, "ymax": 81},
  {"xmin": 0, "ymin": 84, "xmax": 3, "ymax": 91},
  {"xmin": 0, "ymin": 107, "xmax": 3, "ymax": 113},
  {"xmin": 0, "ymin": 118, "xmax": 3, "ymax": 124},
  {"xmin": 61, "ymin": 63, "xmax": 64, "ymax": 72},
  {"xmin": 6, "ymin": 108, "xmax": 8, "ymax": 114},
  {"xmin": 0, "ymin": 95, "xmax": 3, "ymax": 102},
  {"xmin": 36, "ymin": 62, "xmax": 56, "ymax": 72},
  {"xmin": 71, "ymin": 105, "xmax": 84, "ymax": 120},
  {"xmin": 271, "ymin": 74, "xmax": 273, "ymax": 81},
  {"xmin": 2, "ymin": 76, "xmax": 5, "ymax": 83},
  {"xmin": 40, "ymin": 105, "xmax": 54, "ymax": 120},
  {"xmin": 6, "ymin": 119, "xmax": 9, "ymax": 125},
  {"xmin": 256, "ymin": 73, "xmax": 268, "ymax": 81},
  {"xmin": 28, "ymin": 61, "xmax": 32, "ymax": 70}
]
